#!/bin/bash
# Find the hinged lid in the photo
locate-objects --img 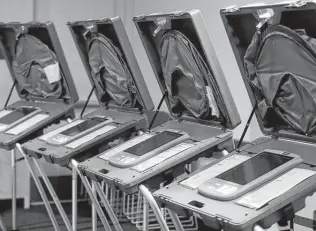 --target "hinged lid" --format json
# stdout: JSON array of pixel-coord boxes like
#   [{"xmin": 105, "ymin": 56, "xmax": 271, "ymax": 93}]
[
  {"xmin": 0, "ymin": 21, "xmax": 79, "ymax": 103},
  {"xmin": 133, "ymin": 9, "xmax": 241, "ymax": 129},
  {"xmin": 221, "ymin": 0, "xmax": 316, "ymax": 142},
  {"xmin": 67, "ymin": 17, "xmax": 154, "ymax": 113}
]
